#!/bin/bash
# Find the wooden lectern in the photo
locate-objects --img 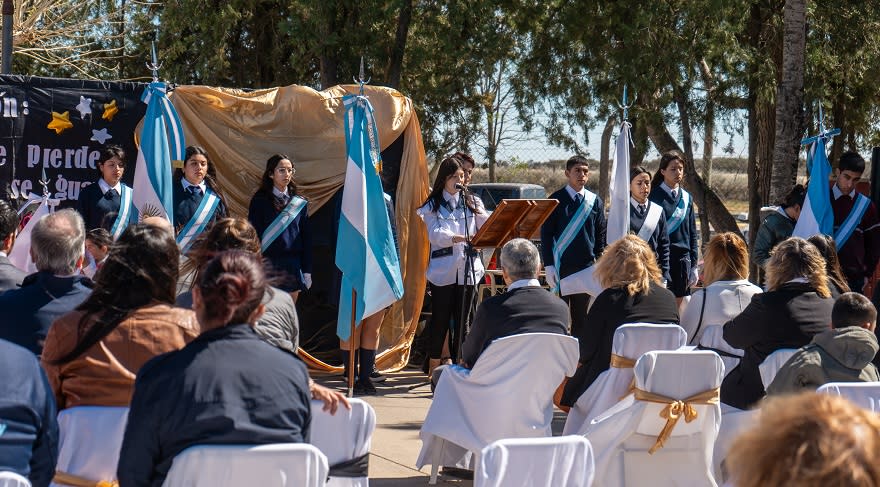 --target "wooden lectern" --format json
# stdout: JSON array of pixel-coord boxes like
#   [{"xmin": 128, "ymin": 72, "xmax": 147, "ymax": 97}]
[{"xmin": 470, "ymin": 198, "xmax": 558, "ymax": 302}]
